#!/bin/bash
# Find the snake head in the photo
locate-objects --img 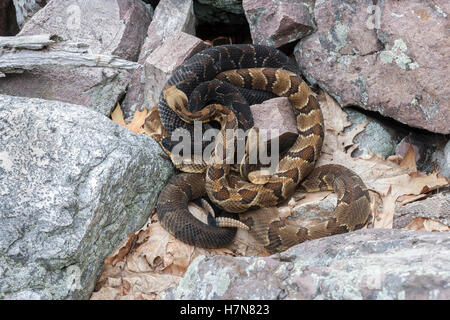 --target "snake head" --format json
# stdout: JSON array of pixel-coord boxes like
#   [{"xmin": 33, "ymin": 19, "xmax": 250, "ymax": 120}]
[{"xmin": 163, "ymin": 85, "xmax": 189, "ymax": 114}]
